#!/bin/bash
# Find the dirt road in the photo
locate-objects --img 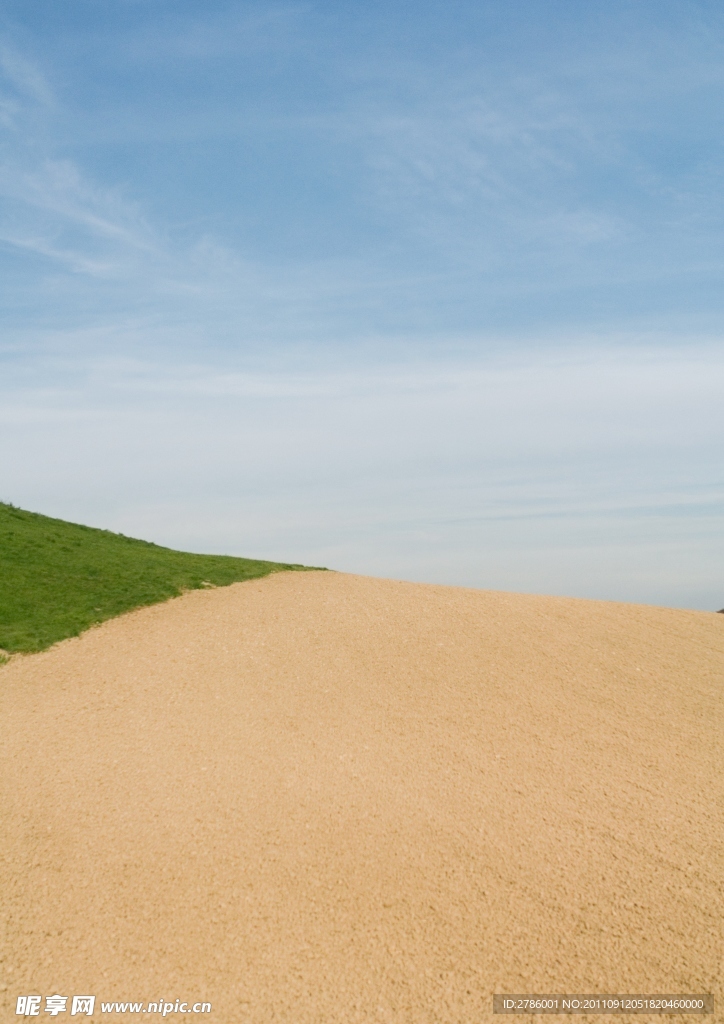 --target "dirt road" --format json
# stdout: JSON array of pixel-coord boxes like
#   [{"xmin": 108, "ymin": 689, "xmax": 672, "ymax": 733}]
[{"xmin": 1, "ymin": 572, "xmax": 721, "ymax": 1022}]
